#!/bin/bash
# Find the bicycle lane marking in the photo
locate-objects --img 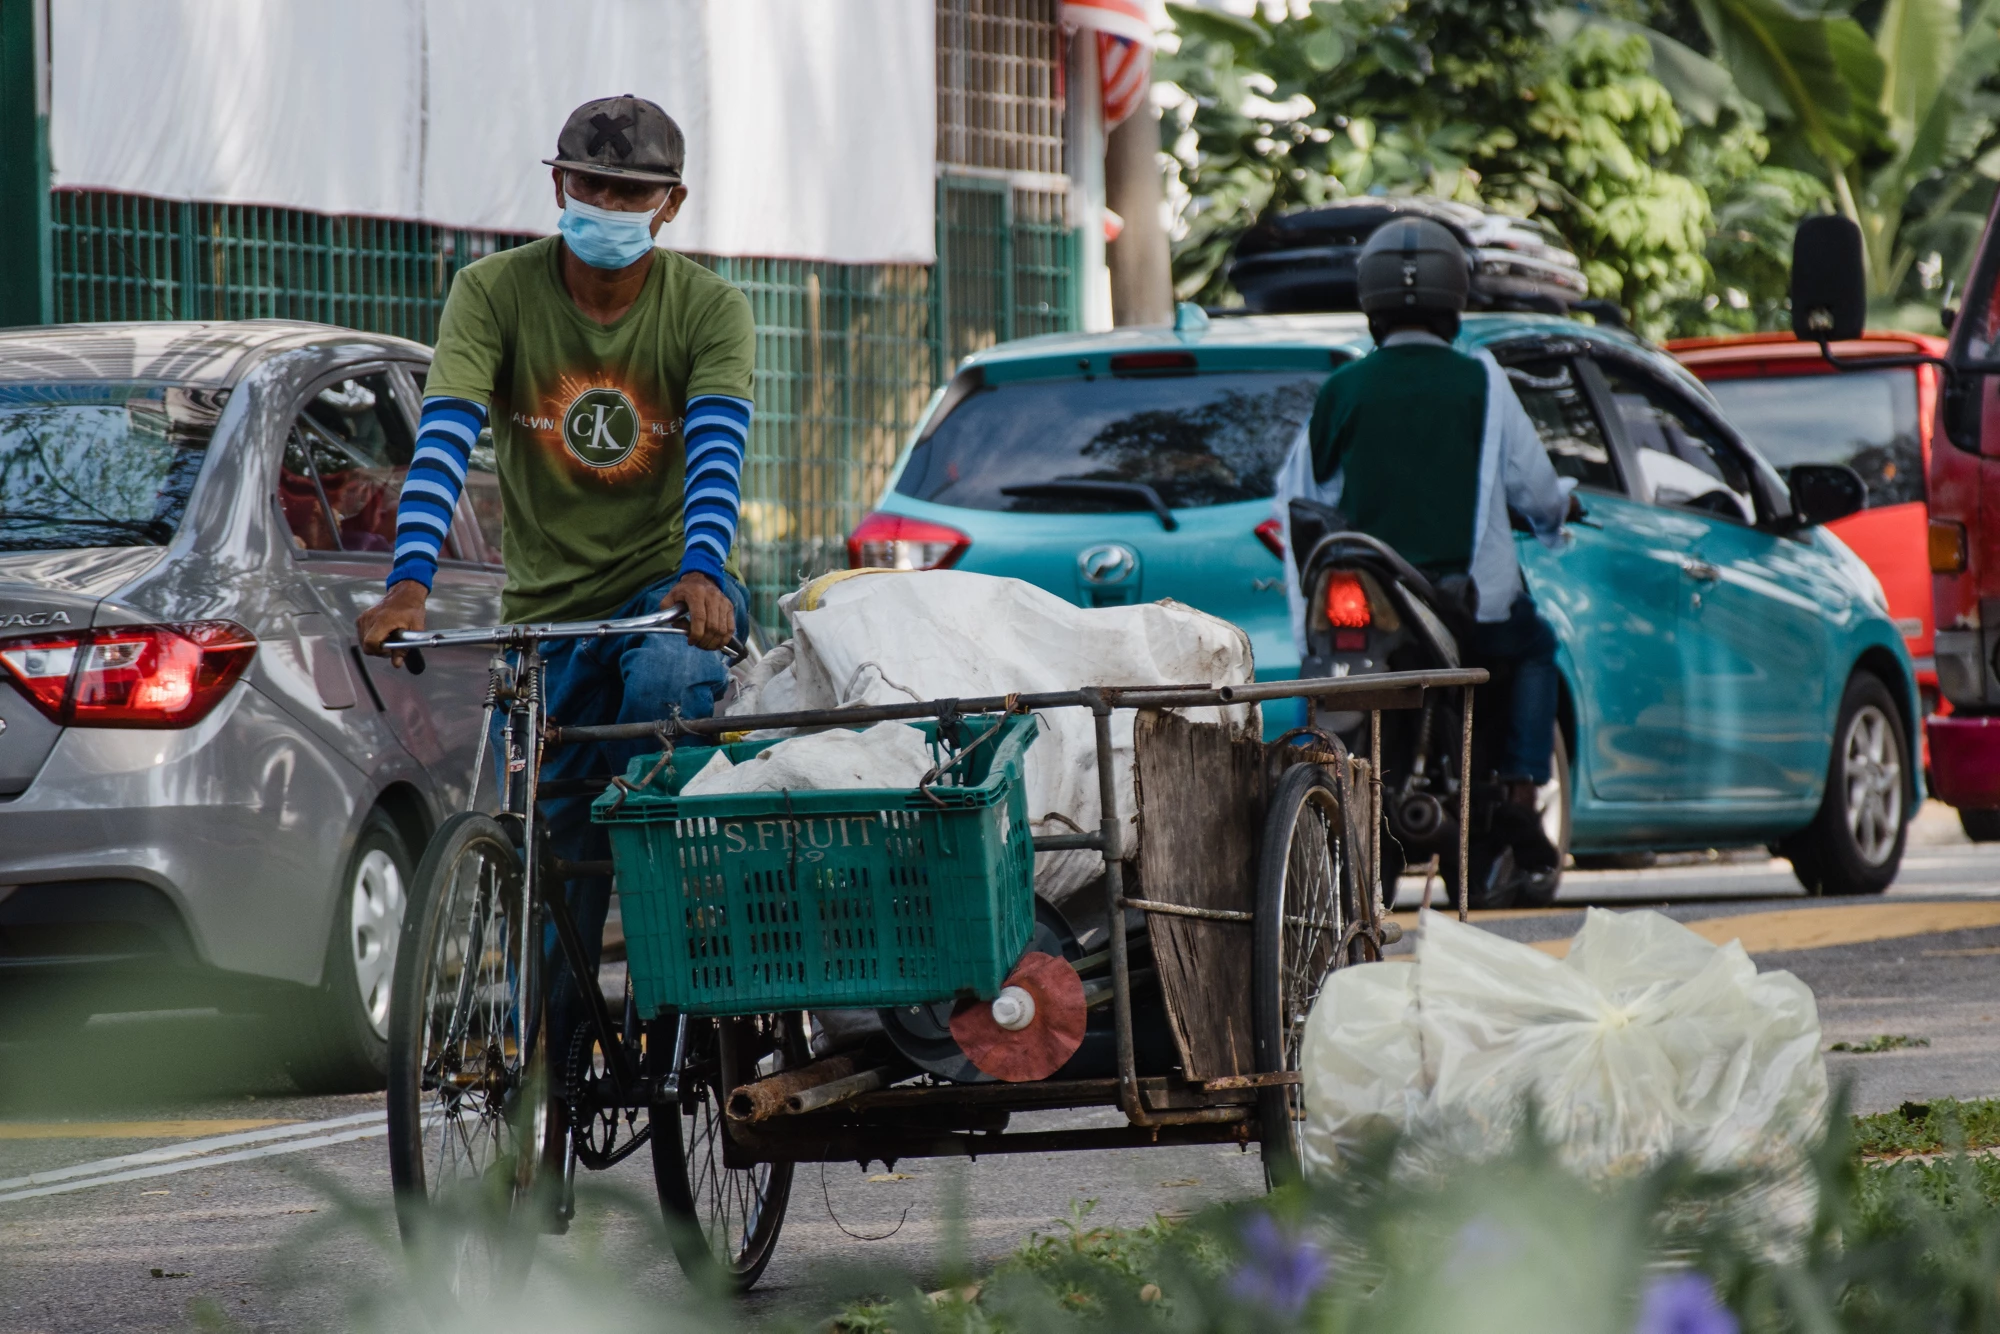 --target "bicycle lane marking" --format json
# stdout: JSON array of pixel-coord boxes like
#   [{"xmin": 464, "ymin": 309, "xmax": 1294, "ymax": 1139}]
[{"xmin": 0, "ymin": 1111, "xmax": 387, "ymax": 1200}]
